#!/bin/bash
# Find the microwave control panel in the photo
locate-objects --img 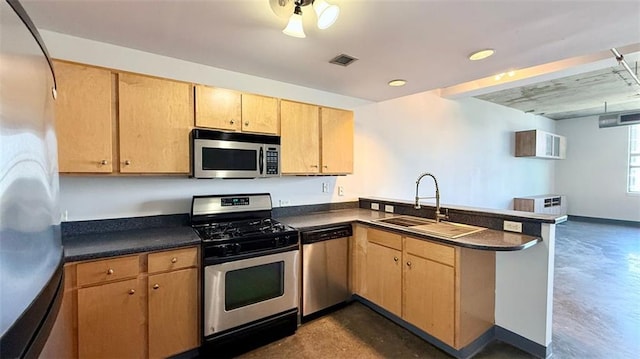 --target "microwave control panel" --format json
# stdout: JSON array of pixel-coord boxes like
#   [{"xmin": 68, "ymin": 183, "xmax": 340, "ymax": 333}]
[{"xmin": 266, "ymin": 147, "xmax": 279, "ymax": 175}]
